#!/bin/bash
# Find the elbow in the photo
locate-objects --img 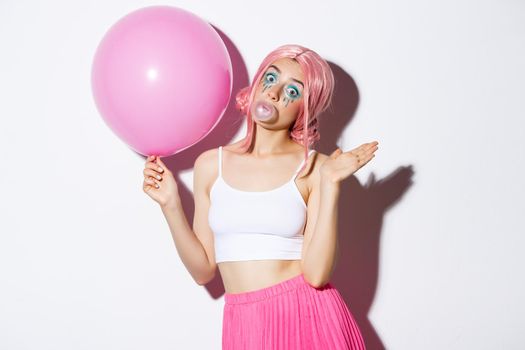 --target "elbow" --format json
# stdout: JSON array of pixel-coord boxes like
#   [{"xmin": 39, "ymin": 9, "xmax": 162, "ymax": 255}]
[
  {"xmin": 301, "ymin": 260, "xmax": 331, "ymax": 289},
  {"xmin": 303, "ymin": 272, "xmax": 329, "ymax": 289},
  {"xmin": 308, "ymin": 279, "xmax": 329, "ymax": 289},
  {"xmin": 195, "ymin": 273, "xmax": 214, "ymax": 286},
  {"xmin": 196, "ymin": 278, "xmax": 209, "ymax": 286},
  {"xmin": 195, "ymin": 265, "xmax": 217, "ymax": 286}
]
